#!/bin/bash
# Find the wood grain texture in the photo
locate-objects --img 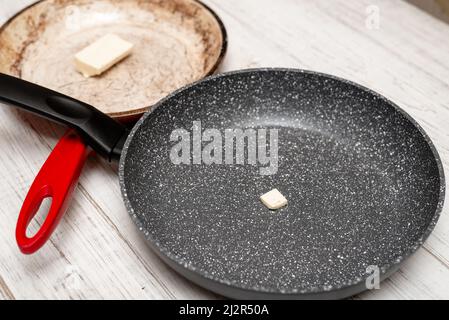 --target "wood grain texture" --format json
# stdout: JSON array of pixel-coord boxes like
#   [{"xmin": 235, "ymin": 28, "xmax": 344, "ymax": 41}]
[{"xmin": 1, "ymin": 0, "xmax": 449, "ymax": 300}]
